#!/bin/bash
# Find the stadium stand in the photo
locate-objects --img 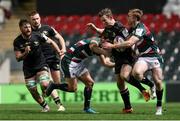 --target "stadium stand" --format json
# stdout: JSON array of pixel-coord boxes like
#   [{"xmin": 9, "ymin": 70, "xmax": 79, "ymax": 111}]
[
  {"xmin": 40, "ymin": 14, "xmax": 180, "ymax": 82},
  {"xmin": 0, "ymin": 0, "xmax": 179, "ymax": 83}
]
